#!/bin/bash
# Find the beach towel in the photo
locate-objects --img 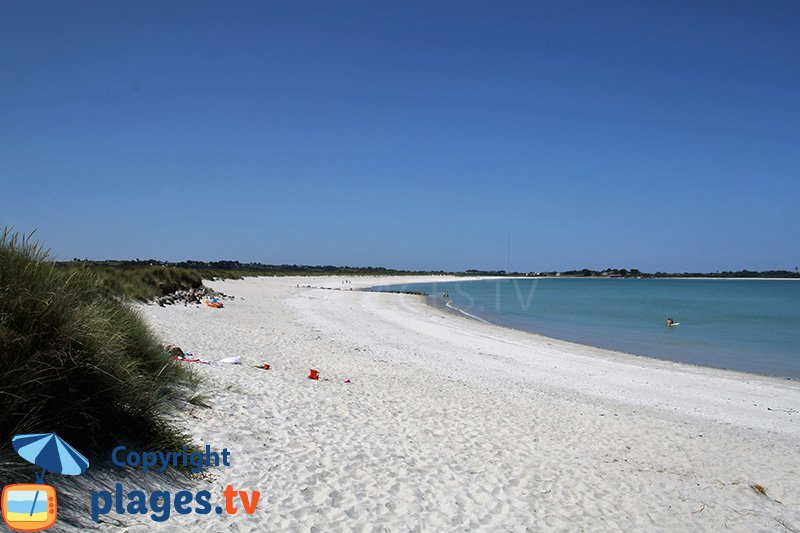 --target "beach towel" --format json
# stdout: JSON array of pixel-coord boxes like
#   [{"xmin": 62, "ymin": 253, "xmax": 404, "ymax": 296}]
[{"xmin": 172, "ymin": 355, "xmax": 211, "ymax": 365}]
